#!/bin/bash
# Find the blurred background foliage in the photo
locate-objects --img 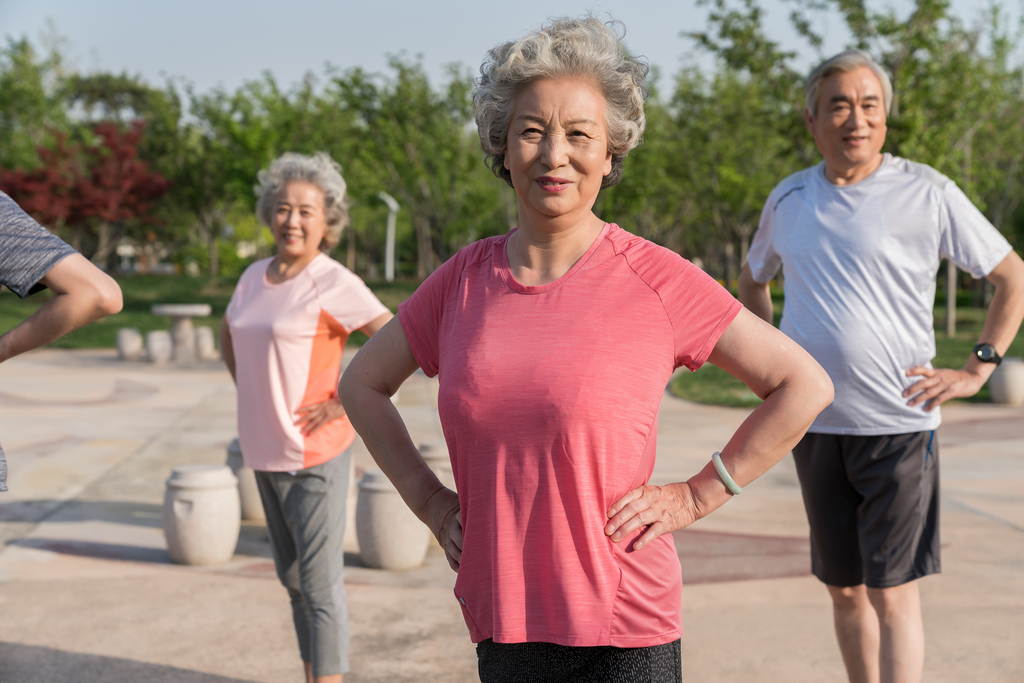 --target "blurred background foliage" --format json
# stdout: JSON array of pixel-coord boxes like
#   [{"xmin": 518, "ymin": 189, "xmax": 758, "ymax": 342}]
[{"xmin": 0, "ymin": 0, "xmax": 1020, "ymax": 284}]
